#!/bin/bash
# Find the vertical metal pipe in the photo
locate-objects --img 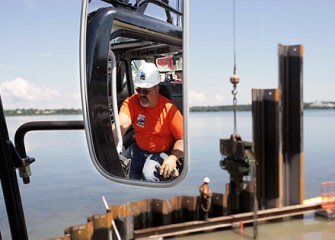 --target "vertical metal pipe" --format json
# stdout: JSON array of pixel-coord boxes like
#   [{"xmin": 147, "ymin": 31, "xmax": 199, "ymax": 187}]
[{"xmin": 0, "ymin": 96, "xmax": 29, "ymax": 240}]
